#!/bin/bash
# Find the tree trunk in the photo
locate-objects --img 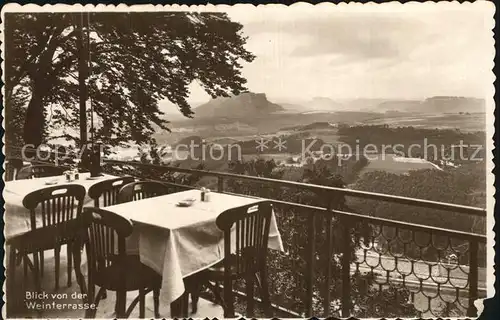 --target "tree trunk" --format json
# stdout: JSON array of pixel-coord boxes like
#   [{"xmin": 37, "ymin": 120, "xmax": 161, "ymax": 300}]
[
  {"xmin": 23, "ymin": 88, "xmax": 45, "ymax": 148},
  {"xmin": 22, "ymin": 38, "xmax": 61, "ymax": 148},
  {"xmin": 77, "ymin": 16, "xmax": 89, "ymax": 147}
]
